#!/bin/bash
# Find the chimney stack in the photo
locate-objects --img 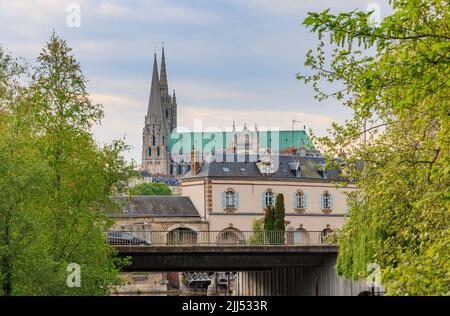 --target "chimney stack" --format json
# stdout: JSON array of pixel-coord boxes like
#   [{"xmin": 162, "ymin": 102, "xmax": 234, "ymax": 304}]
[{"xmin": 190, "ymin": 146, "xmax": 200, "ymax": 175}]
